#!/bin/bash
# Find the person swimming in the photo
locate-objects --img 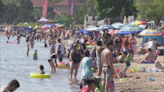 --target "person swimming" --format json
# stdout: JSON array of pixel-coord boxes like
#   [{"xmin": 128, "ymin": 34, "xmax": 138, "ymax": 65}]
[
  {"xmin": 40, "ymin": 65, "xmax": 45, "ymax": 74},
  {"xmin": 33, "ymin": 49, "xmax": 38, "ymax": 60}
]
